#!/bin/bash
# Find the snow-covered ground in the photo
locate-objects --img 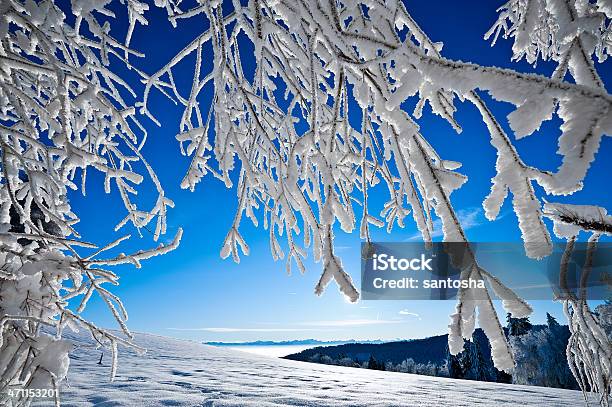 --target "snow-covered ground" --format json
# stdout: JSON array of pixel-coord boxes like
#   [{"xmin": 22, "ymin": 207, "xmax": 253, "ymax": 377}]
[
  {"xmin": 220, "ymin": 344, "xmax": 326, "ymax": 357},
  {"xmin": 40, "ymin": 332, "xmax": 588, "ymax": 406}
]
